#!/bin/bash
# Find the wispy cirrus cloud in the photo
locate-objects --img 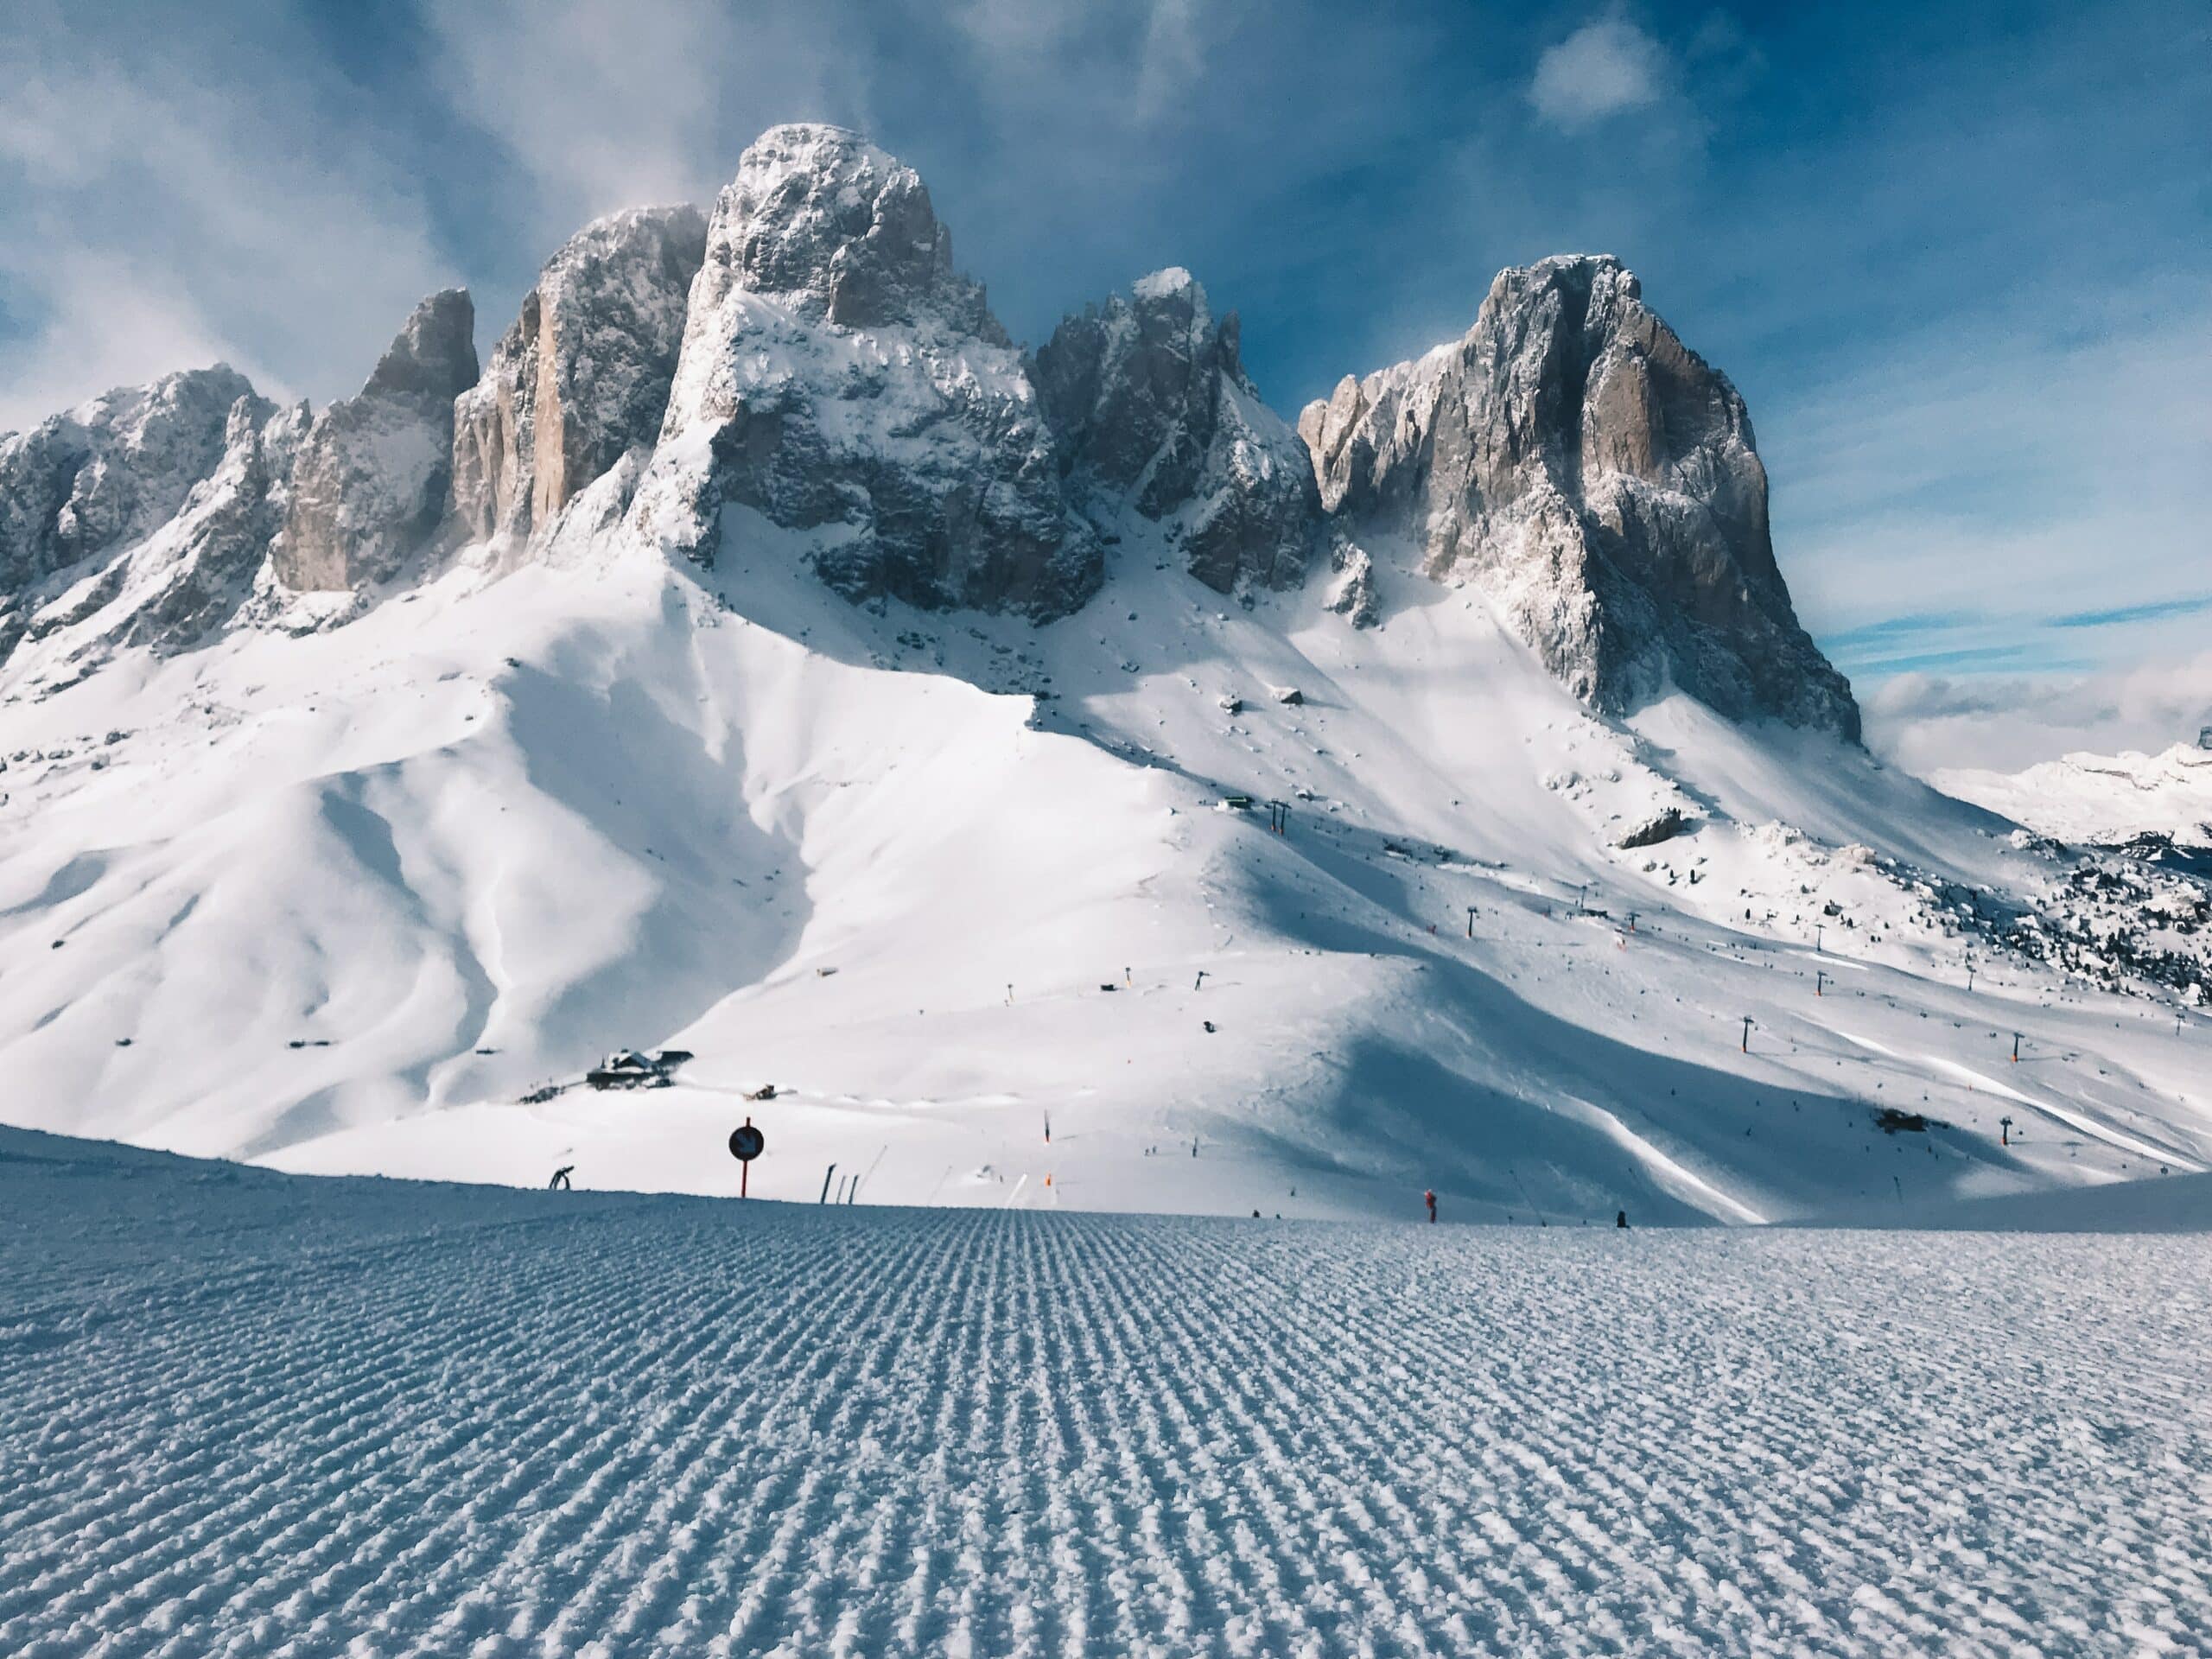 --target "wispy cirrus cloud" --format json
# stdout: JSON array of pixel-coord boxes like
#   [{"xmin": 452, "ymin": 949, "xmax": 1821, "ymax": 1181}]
[
  {"xmin": 0, "ymin": 0, "xmax": 449, "ymax": 429},
  {"xmin": 415, "ymin": 0, "xmax": 879, "ymax": 249},
  {"xmin": 1777, "ymin": 290, "xmax": 2212, "ymax": 690},
  {"xmin": 2049, "ymin": 594, "xmax": 2212, "ymax": 632}
]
